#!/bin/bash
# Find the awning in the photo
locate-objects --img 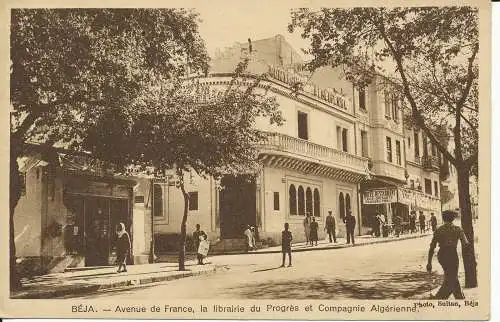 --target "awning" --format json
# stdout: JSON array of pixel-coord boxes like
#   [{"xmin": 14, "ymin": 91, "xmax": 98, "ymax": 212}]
[{"xmin": 362, "ymin": 186, "xmax": 441, "ymax": 211}]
